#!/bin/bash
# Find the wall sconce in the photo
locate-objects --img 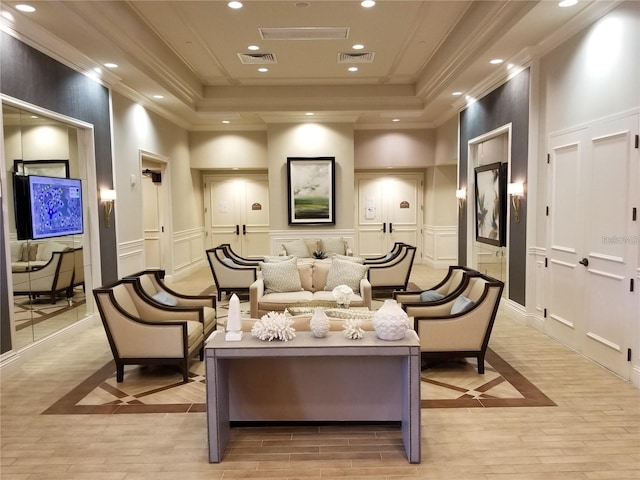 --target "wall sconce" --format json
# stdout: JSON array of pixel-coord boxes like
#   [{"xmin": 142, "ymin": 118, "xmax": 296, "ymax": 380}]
[
  {"xmin": 100, "ymin": 188, "xmax": 117, "ymax": 228},
  {"xmin": 455, "ymin": 188, "xmax": 466, "ymax": 213},
  {"xmin": 508, "ymin": 182, "xmax": 524, "ymax": 222}
]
